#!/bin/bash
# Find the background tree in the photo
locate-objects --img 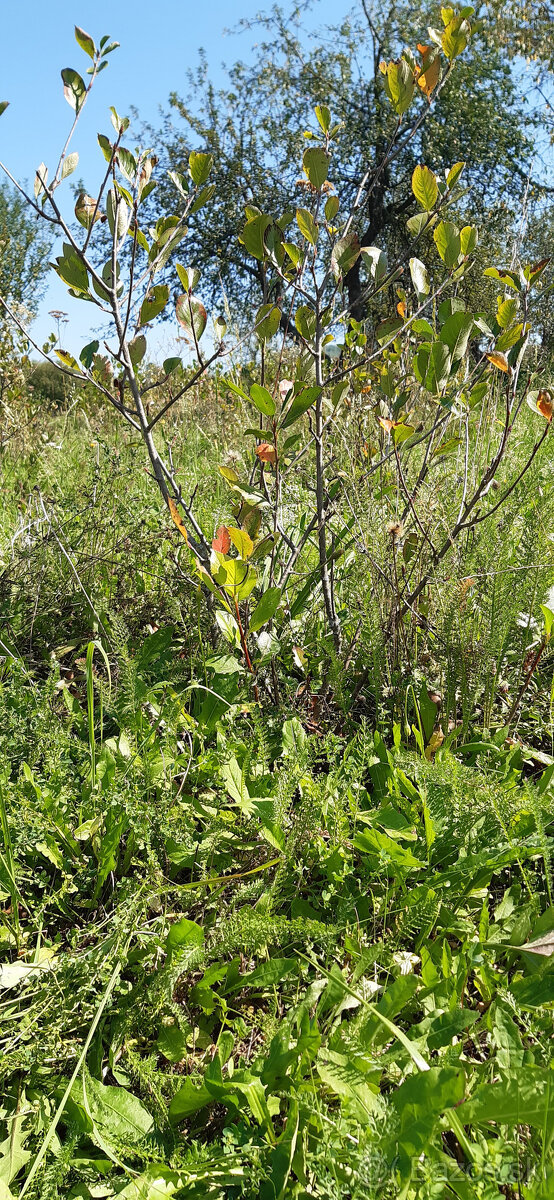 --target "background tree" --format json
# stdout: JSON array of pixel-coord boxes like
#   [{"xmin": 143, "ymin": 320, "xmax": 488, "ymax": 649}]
[
  {"xmin": 150, "ymin": 0, "xmax": 539, "ymax": 326},
  {"xmin": 0, "ymin": 182, "xmax": 52, "ymax": 317}
]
